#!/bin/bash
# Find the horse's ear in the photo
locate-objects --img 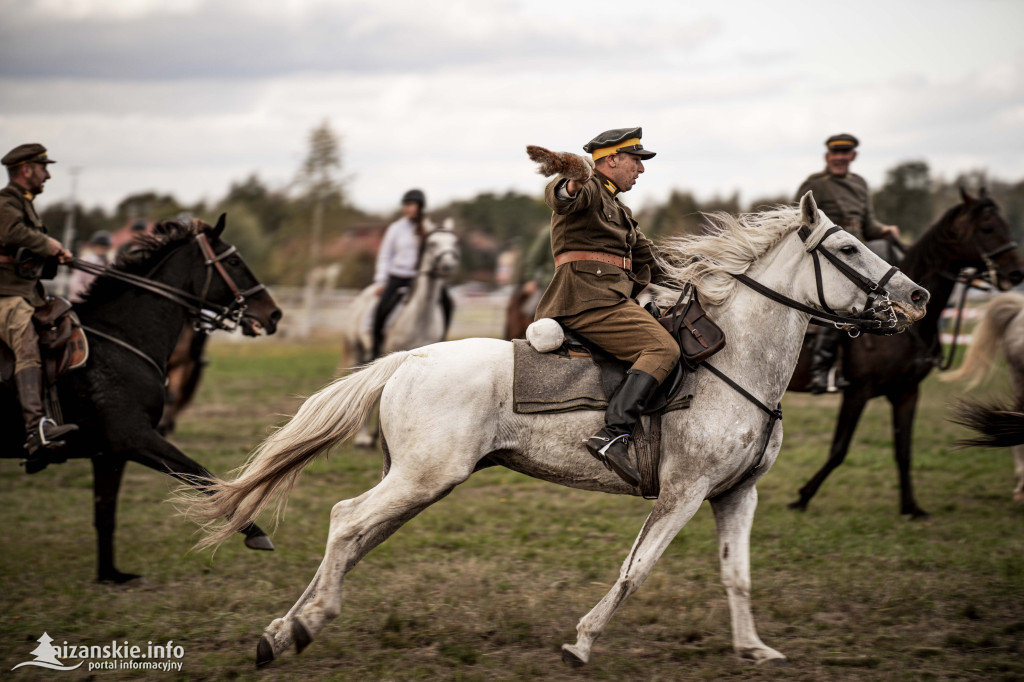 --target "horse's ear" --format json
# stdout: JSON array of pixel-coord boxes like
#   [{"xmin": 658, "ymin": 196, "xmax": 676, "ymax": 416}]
[
  {"xmin": 211, "ymin": 213, "xmax": 227, "ymax": 239},
  {"xmin": 979, "ymin": 186, "xmax": 989, "ymax": 199},
  {"xmin": 799, "ymin": 190, "xmax": 819, "ymax": 227},
  {"xmin": 443, "ymin": 217, "xmax": 456, "ymax": 232},
  {"xmin": 960, "ymin": 187, "xmax": 975, "ymax": 205}
]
